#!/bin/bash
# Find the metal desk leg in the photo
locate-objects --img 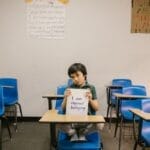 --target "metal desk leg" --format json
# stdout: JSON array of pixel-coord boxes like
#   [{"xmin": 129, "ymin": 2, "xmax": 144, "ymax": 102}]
[
  {"xmin": 48, "ymin": 98, "xmax": 52, "ymax": 110},
  {"xmin": 51, "ymin": 123, "xmax": 57, "ymax": 147},
  {"xmin": 114, "ymin": 97, "xmax": 120, "ymax": 137},
  {"xmin": 48, "ymin": 98, "xmax": 57, "ymax": 149}
]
